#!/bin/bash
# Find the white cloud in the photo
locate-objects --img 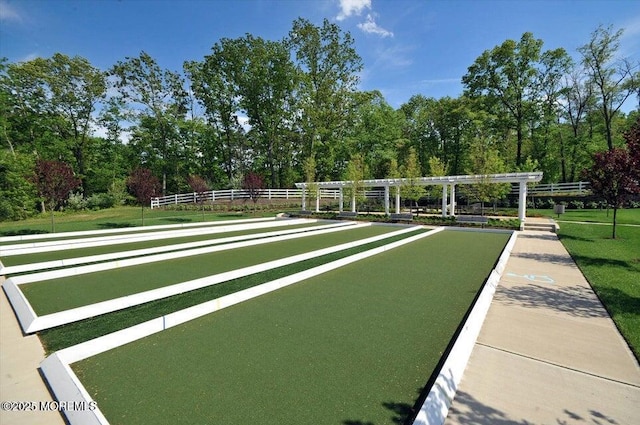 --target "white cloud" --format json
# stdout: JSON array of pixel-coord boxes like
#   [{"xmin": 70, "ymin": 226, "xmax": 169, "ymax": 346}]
[
  {"xmin": 0, "ymin": 1, "xmax": 21, "ymax": 22},
  {"xmin": 336, "ymin": 0, "xmax": 371, "ymax": 21},
  {"xmin": 357, "ymin": 13, "xmax": 393, "ymax": 38}
]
